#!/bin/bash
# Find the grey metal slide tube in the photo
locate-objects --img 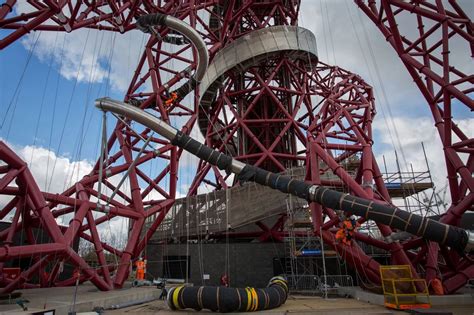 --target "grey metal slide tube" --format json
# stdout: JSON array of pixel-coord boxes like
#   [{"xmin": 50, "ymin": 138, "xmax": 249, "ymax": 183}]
[
  {"xmin": 136, "ymin": 13, "xmax": 209, "ymax": 99},
  {"xmin": 95, "ymin": 98, "xmax": 473, "ymax": 253}
]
